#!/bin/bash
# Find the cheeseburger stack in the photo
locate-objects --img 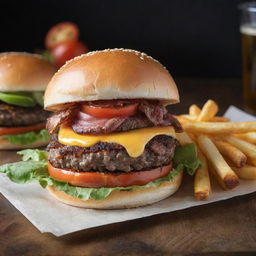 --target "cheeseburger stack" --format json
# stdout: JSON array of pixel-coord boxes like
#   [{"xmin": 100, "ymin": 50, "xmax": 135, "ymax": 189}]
[
  {"xmin": 0, "ymin": 52, "xmax": 56, "ymax": 149},
  {"xmin": 44, "ymin": 49, "xmax": 183, "ymax": 209}
]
